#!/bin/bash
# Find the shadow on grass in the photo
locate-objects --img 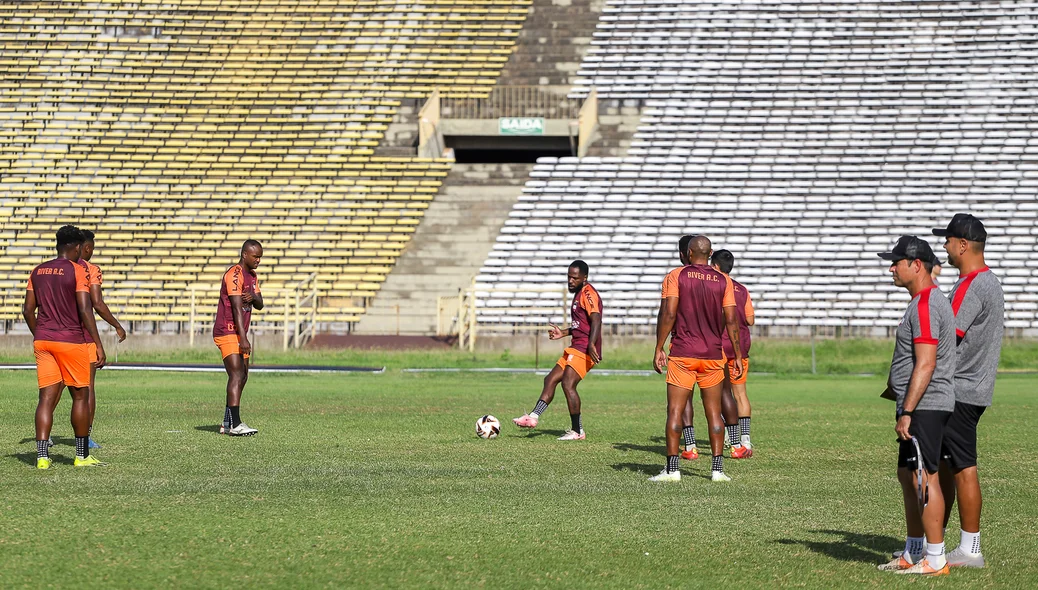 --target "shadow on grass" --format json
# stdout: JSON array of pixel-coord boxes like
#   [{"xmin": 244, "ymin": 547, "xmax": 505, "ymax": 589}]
[
  {"xmin": 7, "ymin": 452, "xmax": 75, "ymax": 466},
  {"xmin": 613, "ymin": 442, "xmax": 665, "ymax": 455},
  {"xmin": 194, "ymin": 425, "xmax": 223, "ymax": 434},
  {"xmin": 18, "ymin": 436, "xmax": 75, "ymax": 446},
  {"xmin": 516, "ymin": 429, "xmax": 566, "ymax": 438},
  {"xmin": 774, "ymin": 529, "xmax": 902, "ymax": 564},
  {"xmin": 610, "ymin": 463, "xmax": 712, "ymax": 480}
]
